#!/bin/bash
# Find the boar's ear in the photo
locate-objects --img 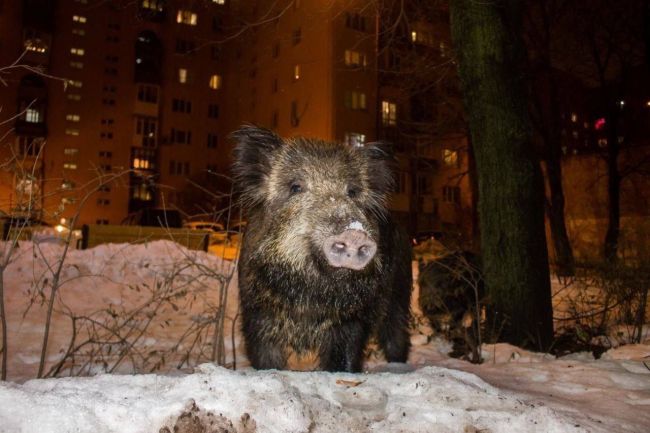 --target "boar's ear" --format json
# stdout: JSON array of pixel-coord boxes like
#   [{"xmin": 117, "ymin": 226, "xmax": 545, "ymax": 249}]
[
  {"xmin": 362, "ymin": 141, "xmax": 396, "ymax": 196},
  {"xmin": 230, "ymin": 125, "xmax": 283, "ymax": 207}
]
